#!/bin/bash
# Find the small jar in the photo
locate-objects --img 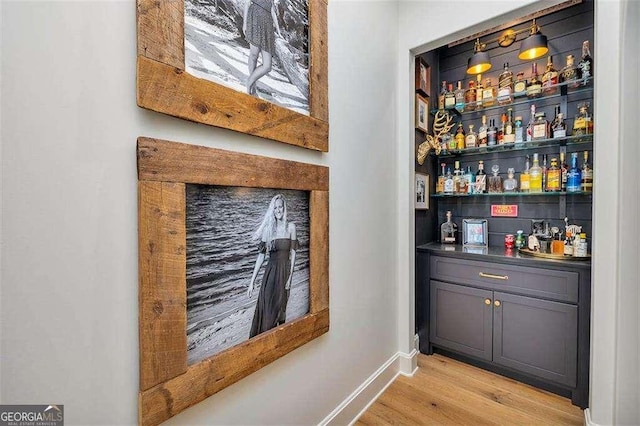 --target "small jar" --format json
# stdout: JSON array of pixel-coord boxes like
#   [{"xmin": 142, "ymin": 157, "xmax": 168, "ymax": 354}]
[
  {"xmin": 515, "ymin": 230, "xmax": 526, "ymax": 248},
  {"xmin": 504, "ymin": 234, "xmax": 515, "ymax": 249}
]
